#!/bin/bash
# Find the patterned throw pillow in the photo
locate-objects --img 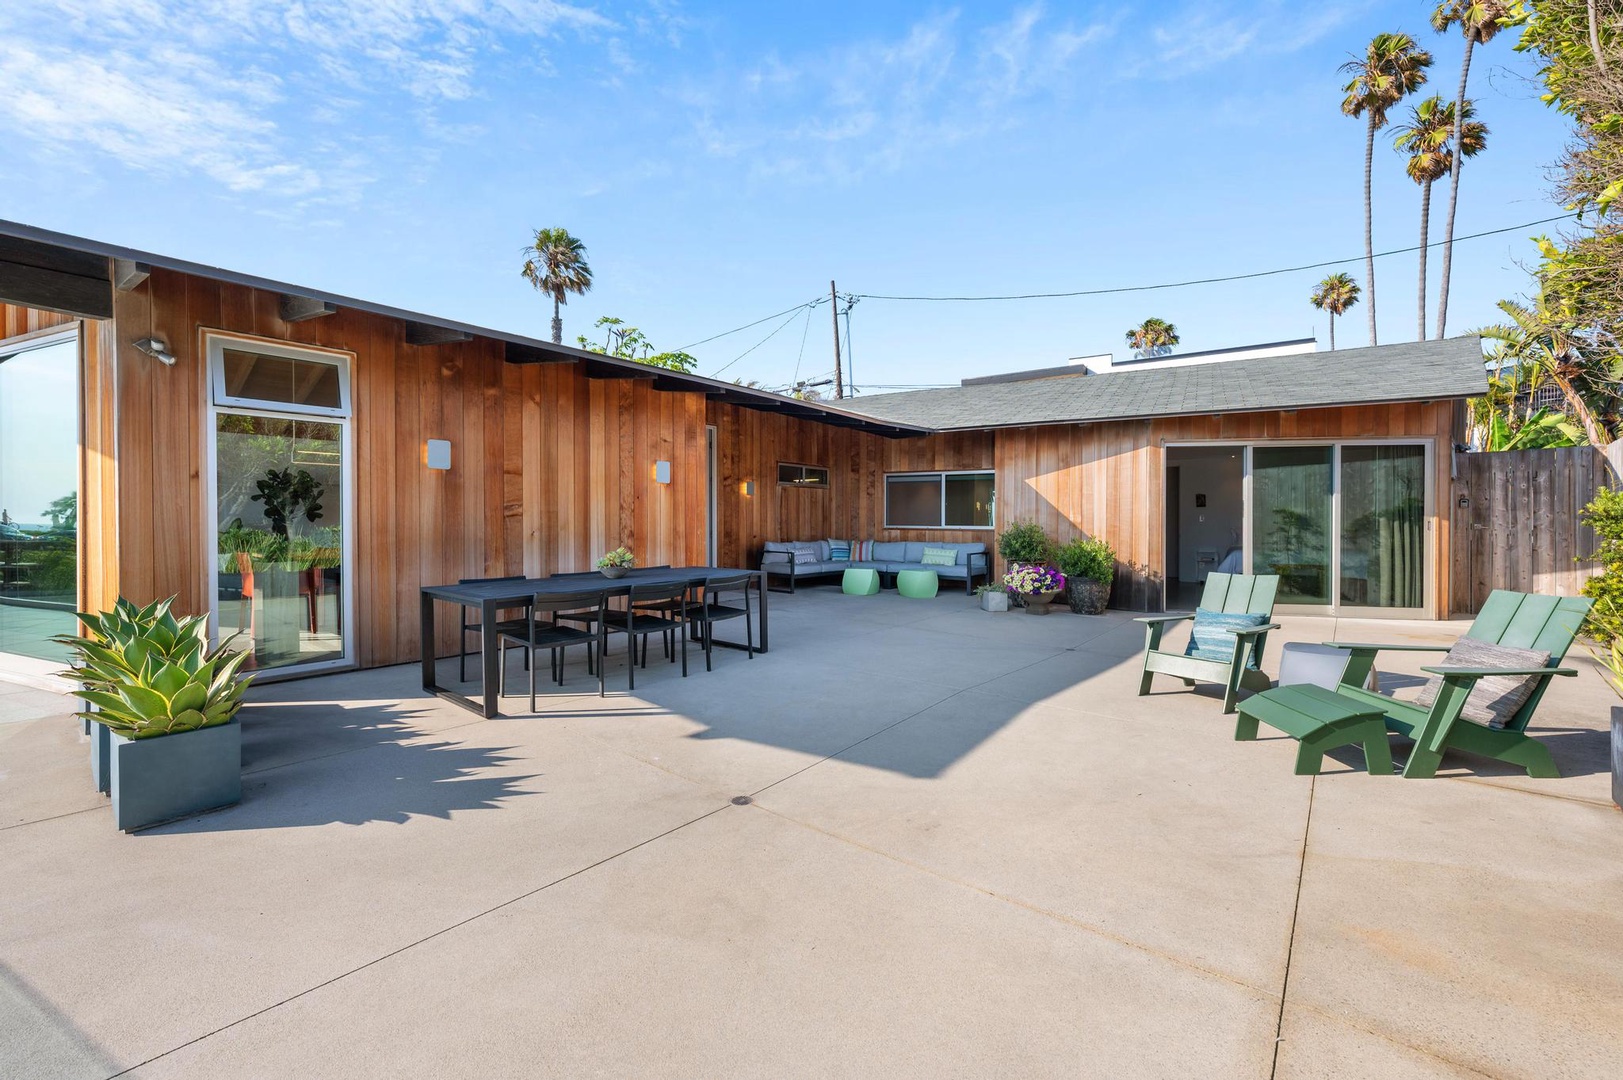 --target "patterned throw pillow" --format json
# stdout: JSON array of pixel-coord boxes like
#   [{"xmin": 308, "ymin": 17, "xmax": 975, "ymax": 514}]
[
  {"xmin": 852, "ymin": 540, "xmax": 873, "ymax": 562},
  {"xmin": 828, "ymin": 540, "xmax": 851, "ymax": 562},
  {"xmin": 920, "ymin": 546, "xmax": 957, "ymax": 567},
  {"xmin": 1184, "ymin": 609, "xmax": 1271, "ymax": 666},
  {"xmin": 789, "ymin": 542, "xmax": 821, "ymax": 564},
  {"xmin": 1413, "ymin": 636, "xmax": 1550, "ymax": 729}
]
